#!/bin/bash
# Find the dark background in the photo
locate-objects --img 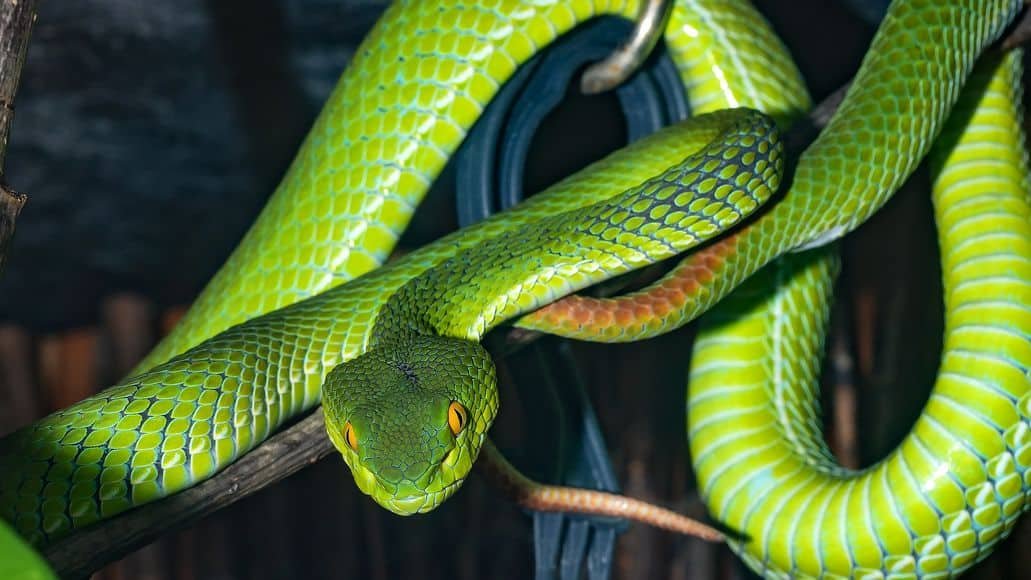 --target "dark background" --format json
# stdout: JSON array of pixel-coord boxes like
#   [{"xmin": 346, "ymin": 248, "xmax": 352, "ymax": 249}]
[{"xmin": 1, "ymin": 0, "xmax": 1028, "ymax": 578}]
